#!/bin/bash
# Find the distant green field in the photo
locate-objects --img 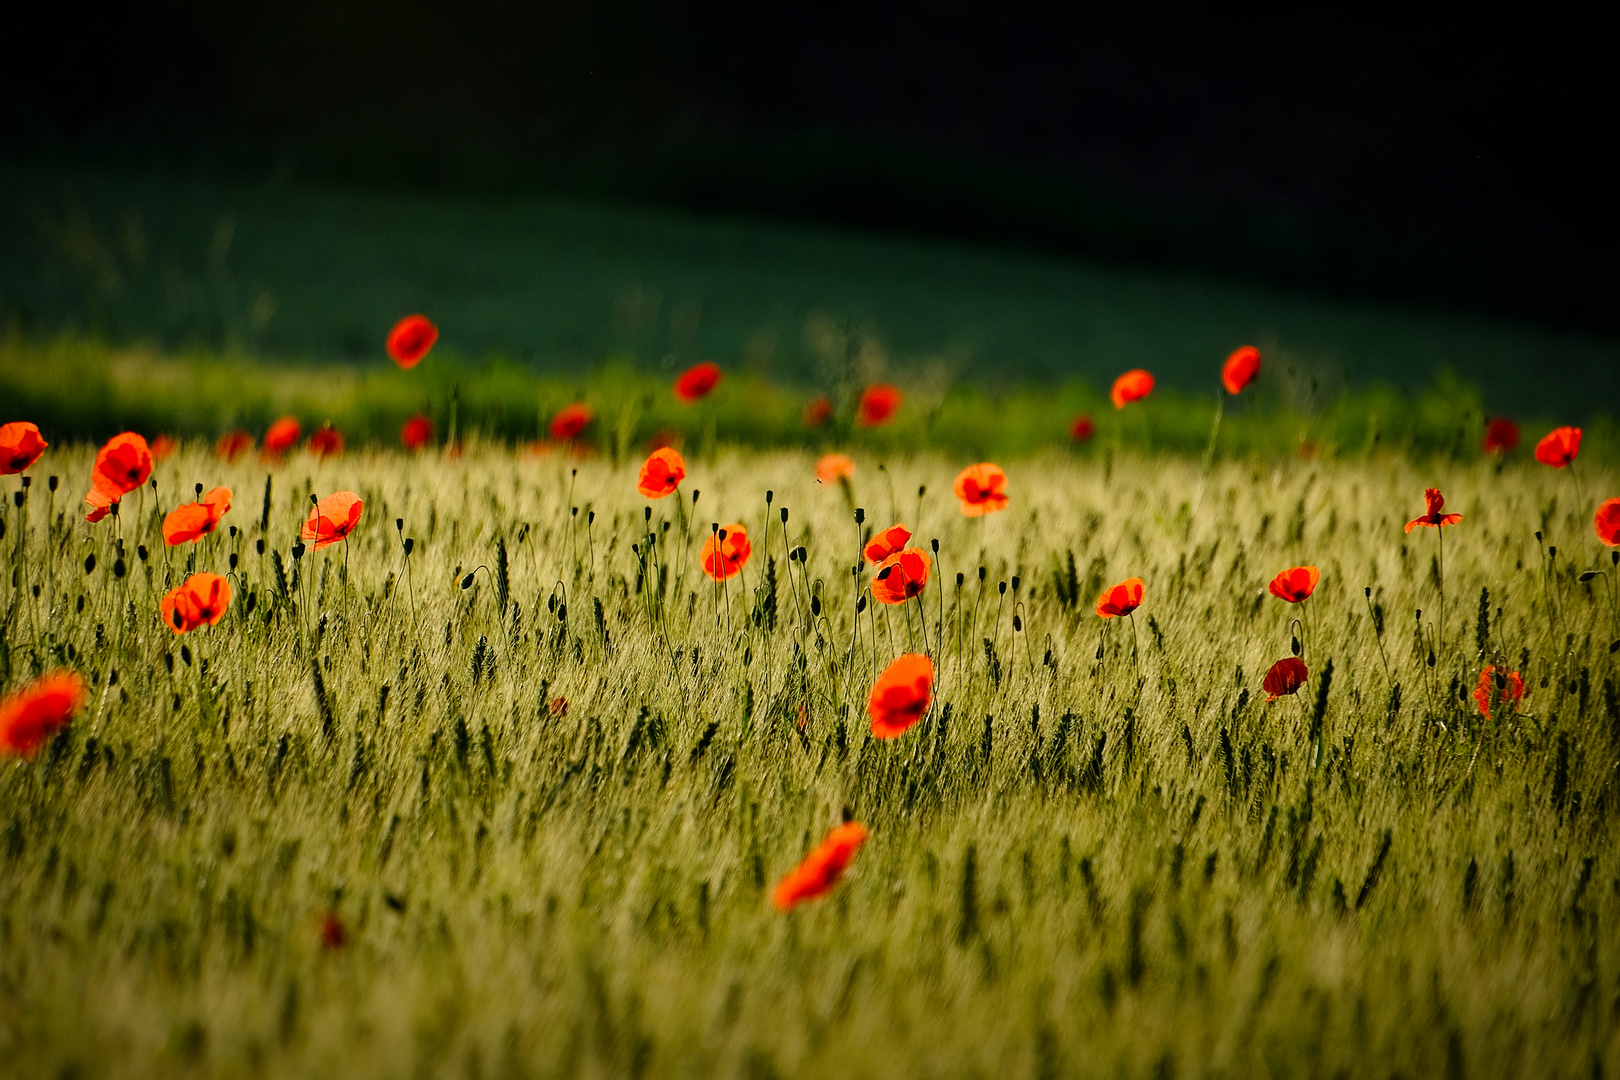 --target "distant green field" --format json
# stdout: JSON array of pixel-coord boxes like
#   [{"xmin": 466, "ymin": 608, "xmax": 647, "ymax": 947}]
[{"xmin": 2, "ymin": 161, "xmax": 1616, "ymax": 421}]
